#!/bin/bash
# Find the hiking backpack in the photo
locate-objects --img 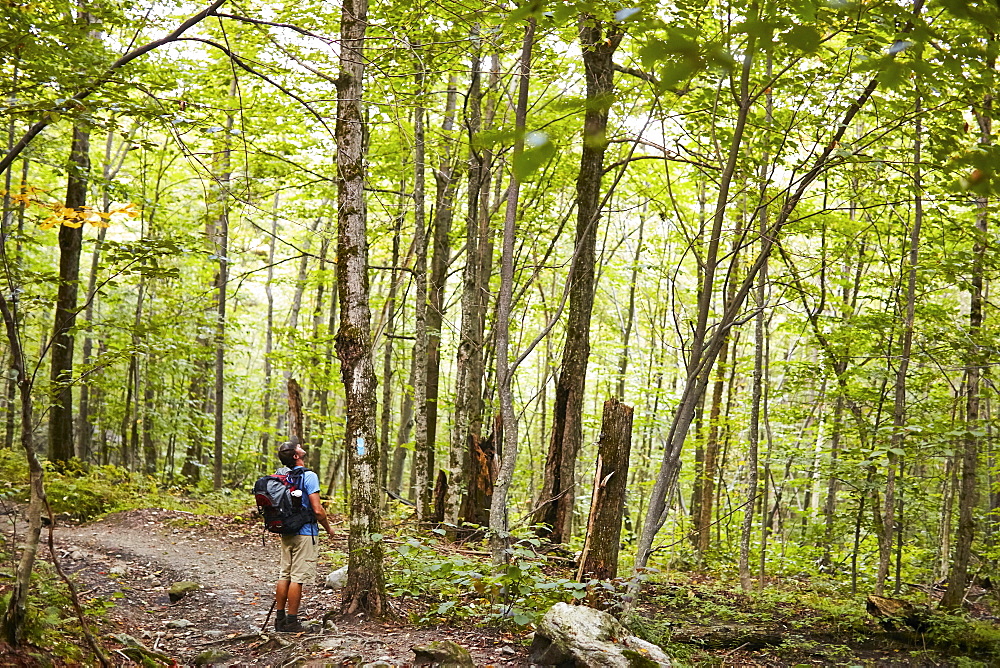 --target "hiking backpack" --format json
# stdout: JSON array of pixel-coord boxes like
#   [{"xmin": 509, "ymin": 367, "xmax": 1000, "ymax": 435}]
[{"xmin": 253, "ymin": 468, "xmax": 315, "ymax": 537}]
